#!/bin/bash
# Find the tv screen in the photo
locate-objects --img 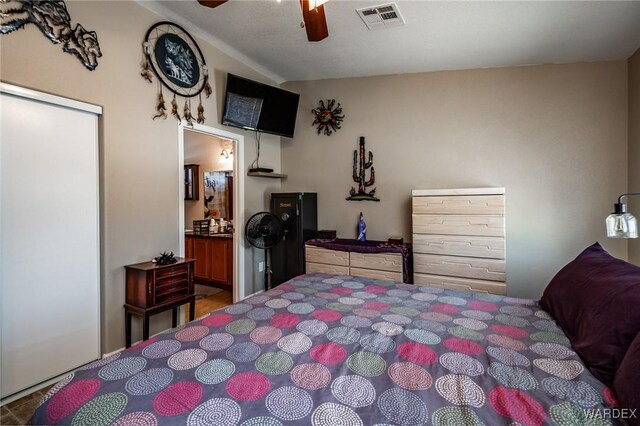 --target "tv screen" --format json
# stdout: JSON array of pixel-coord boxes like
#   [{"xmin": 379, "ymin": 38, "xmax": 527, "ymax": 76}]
[{"xmin": 222, "ymin": 74, "xmax": 300, "ymax": 138}]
